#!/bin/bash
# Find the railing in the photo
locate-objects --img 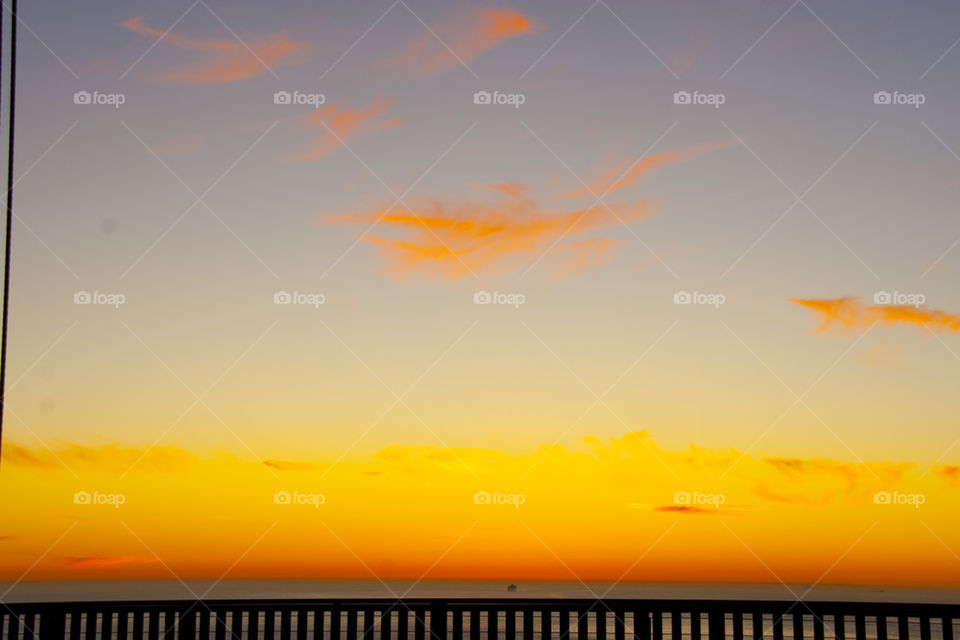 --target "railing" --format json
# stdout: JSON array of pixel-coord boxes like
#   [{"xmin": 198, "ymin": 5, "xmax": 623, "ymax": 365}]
[{"xmin": 1, "ymin": 598, "xmax": 958, "ymax": 640}]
